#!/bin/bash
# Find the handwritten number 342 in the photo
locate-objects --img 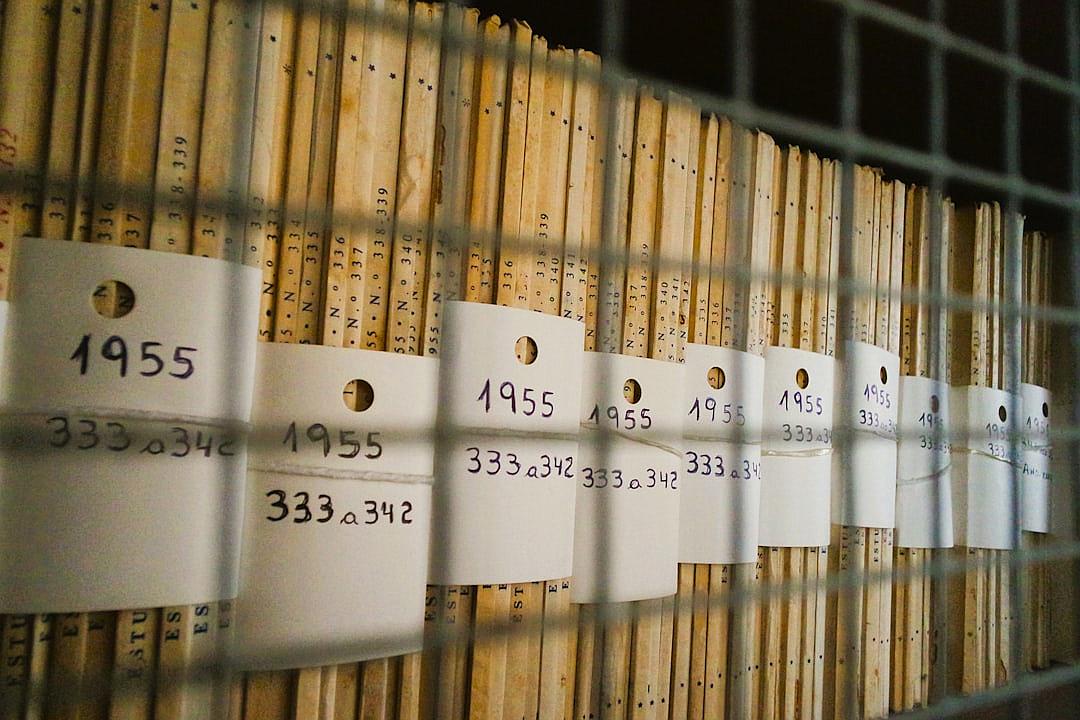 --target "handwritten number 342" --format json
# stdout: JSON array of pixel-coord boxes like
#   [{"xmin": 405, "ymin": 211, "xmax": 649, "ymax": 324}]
[{"xmin": 70, "ymin": 334, "xmax": 196, "ymax": 379}]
